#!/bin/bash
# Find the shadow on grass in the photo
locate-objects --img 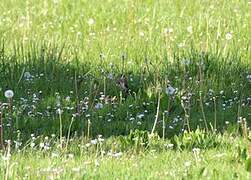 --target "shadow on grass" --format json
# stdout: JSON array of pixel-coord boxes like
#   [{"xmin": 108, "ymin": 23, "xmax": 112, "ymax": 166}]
[{"xmin": 0, "ymin": 43, "xmax": 250, "ymax": 141}]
